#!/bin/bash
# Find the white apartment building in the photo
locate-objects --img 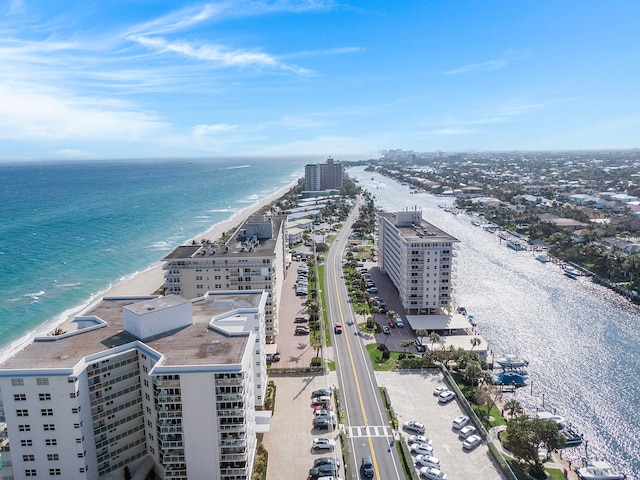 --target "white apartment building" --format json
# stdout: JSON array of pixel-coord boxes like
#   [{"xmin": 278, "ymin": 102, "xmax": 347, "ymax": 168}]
[
  {"xmin": 162, "ymin": 215, "xmax": 286, "ymax": 342},
  {"xmin": 0, "ymin": 291, "xmax": 270, "ymax": 480},
  {"xmin": 378, "ymin": 210, "xmax": 459, "ymax": 315}
]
